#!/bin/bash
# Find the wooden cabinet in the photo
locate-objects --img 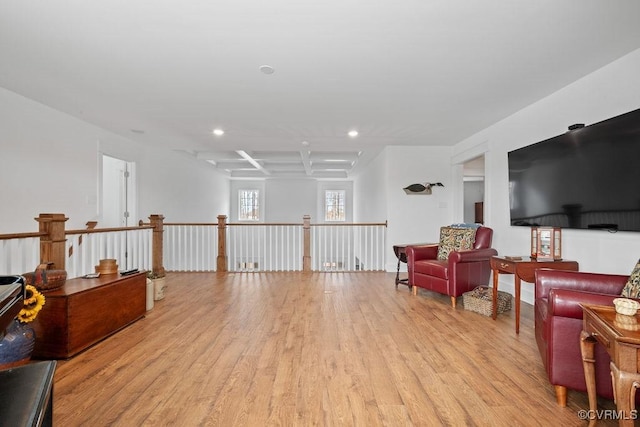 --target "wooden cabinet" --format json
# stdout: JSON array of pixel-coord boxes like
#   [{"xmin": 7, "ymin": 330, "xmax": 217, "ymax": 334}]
[{"xmin": 31, "ymin": 272, "xmax": 146, "ymax": 359}]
